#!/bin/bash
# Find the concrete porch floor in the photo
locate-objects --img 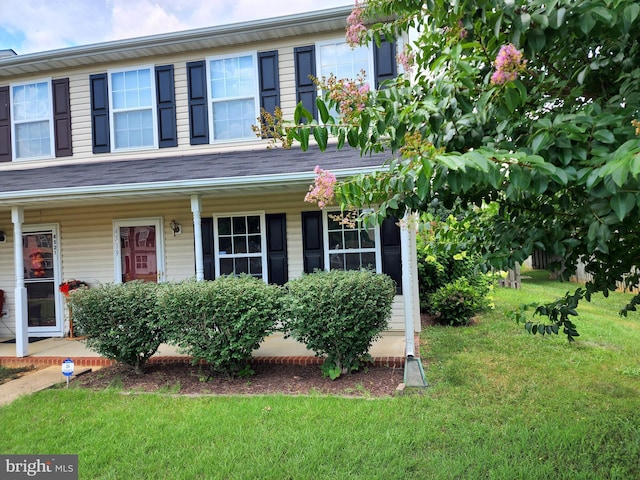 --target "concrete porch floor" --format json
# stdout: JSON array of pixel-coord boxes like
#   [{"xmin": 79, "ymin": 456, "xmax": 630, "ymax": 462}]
[{"xmin": 0, "ymin": 332, "xmax": 409, "ymax": 368}]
